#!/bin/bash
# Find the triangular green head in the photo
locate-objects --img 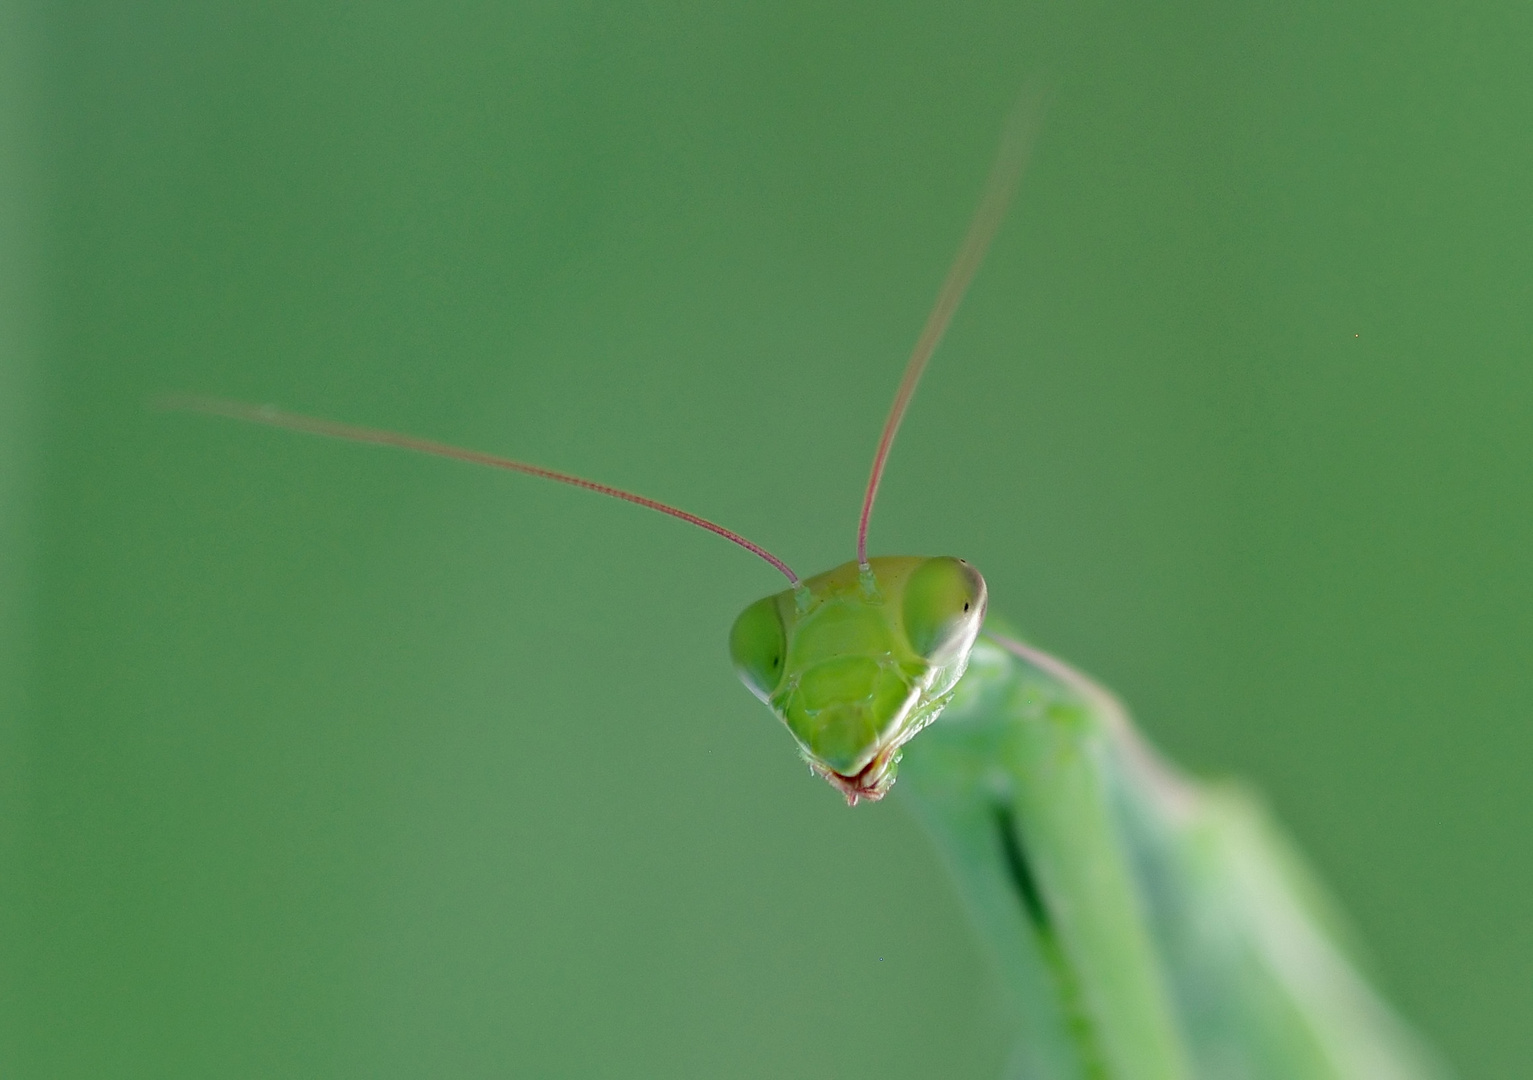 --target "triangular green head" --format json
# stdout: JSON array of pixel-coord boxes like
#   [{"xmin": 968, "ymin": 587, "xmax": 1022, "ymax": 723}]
[
  {"xmin": 717, "ymin": 90, "xmax": 1032, "ymax": 802},
  {"xmin": 729, "ymin": 556, "xmax": 987, "ymax": 804}
]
